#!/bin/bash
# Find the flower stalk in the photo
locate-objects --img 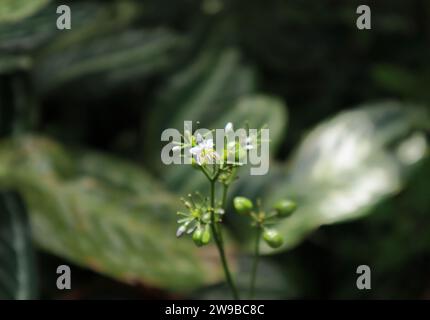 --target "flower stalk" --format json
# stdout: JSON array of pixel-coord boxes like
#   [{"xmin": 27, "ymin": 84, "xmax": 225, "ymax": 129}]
[{"xmin": 172, "ymin": 121, "xmax": 296, "ymax": 300}]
